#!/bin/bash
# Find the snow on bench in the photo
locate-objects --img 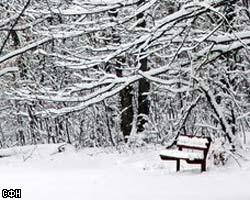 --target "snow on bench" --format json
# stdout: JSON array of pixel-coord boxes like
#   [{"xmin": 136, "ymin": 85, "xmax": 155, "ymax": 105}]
[
  {"xmin": 160, "ymin": 149, "xmax": 204, "ymax": 161},
  {"xmin": 160, "ymin": 135, "xmax": 212, "ymax": 172},
  {"xmin": 177, "ymin": 136, "xmax": 209, "ymax": 149}
]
